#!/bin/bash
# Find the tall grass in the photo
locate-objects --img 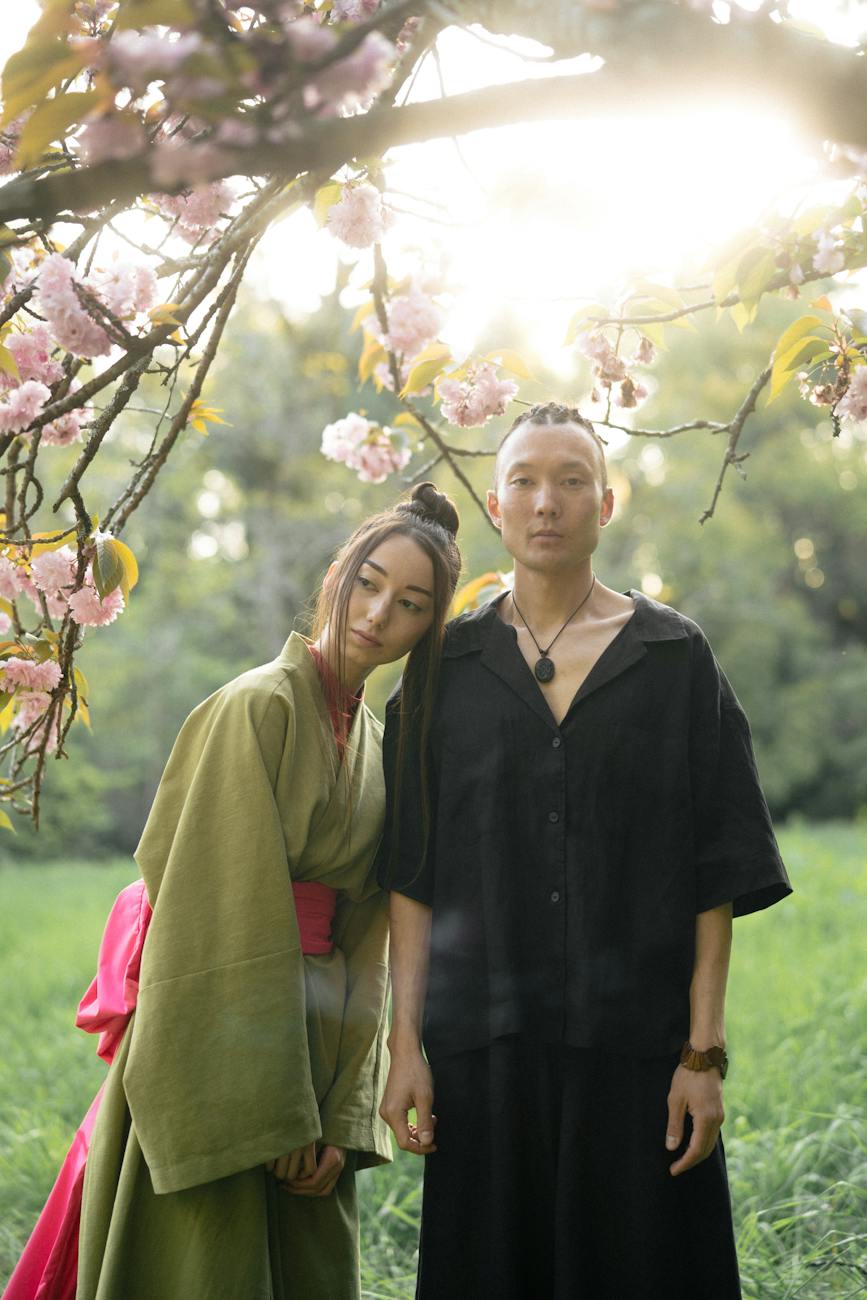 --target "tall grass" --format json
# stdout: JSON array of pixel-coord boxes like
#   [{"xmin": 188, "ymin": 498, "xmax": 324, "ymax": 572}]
[{"xmin": 1, "ymin": 826, "xmax": 865, "ymax": 1297}]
